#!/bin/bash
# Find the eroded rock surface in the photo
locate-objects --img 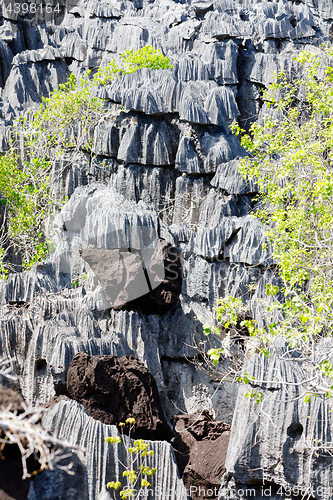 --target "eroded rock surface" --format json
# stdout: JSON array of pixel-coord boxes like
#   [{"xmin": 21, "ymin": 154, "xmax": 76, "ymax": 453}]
[
  {"xmin": 67, "ymin": 352, "xmax": 173, "ymax": 441},
  {"xmin": 173, "ymin": 411, "xmax": 231, "ymax": 500},
  {"xmin": 220, "ymin": 345, "xmax": 333, "ymax": 500},
  {"xmin": 31, "ymin": 400, "xmax": 188, "ymax": 500},
  {"xmin": 0, "ymin": 1, "xmax": 332, "ymax": 499}
]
